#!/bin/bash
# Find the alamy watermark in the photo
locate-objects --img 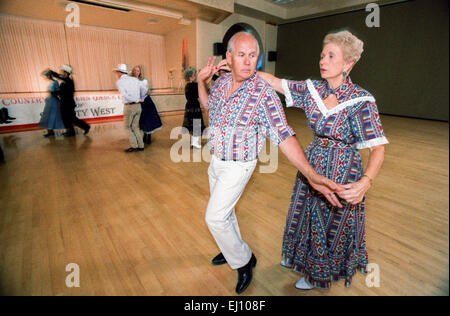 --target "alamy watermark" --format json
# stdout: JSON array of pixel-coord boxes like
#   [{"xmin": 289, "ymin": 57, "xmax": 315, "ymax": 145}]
[
  {"xmin": 65, "ymin": 263, "xmax": 80, "ymax": 288},
  {"xmin": 365, "ymin": 263, "xmax": 381, "ymax": 288},
  {"xmin": 64, "ymin": 261, "xmax": 380, "ymax": 289},
  {"xmin": 366, "ymin": 3, "xmax": 380, "ymax": 28},
  {"xmin": 65, "ymin": 3, "xmax": 80, "ymax": 28}
]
